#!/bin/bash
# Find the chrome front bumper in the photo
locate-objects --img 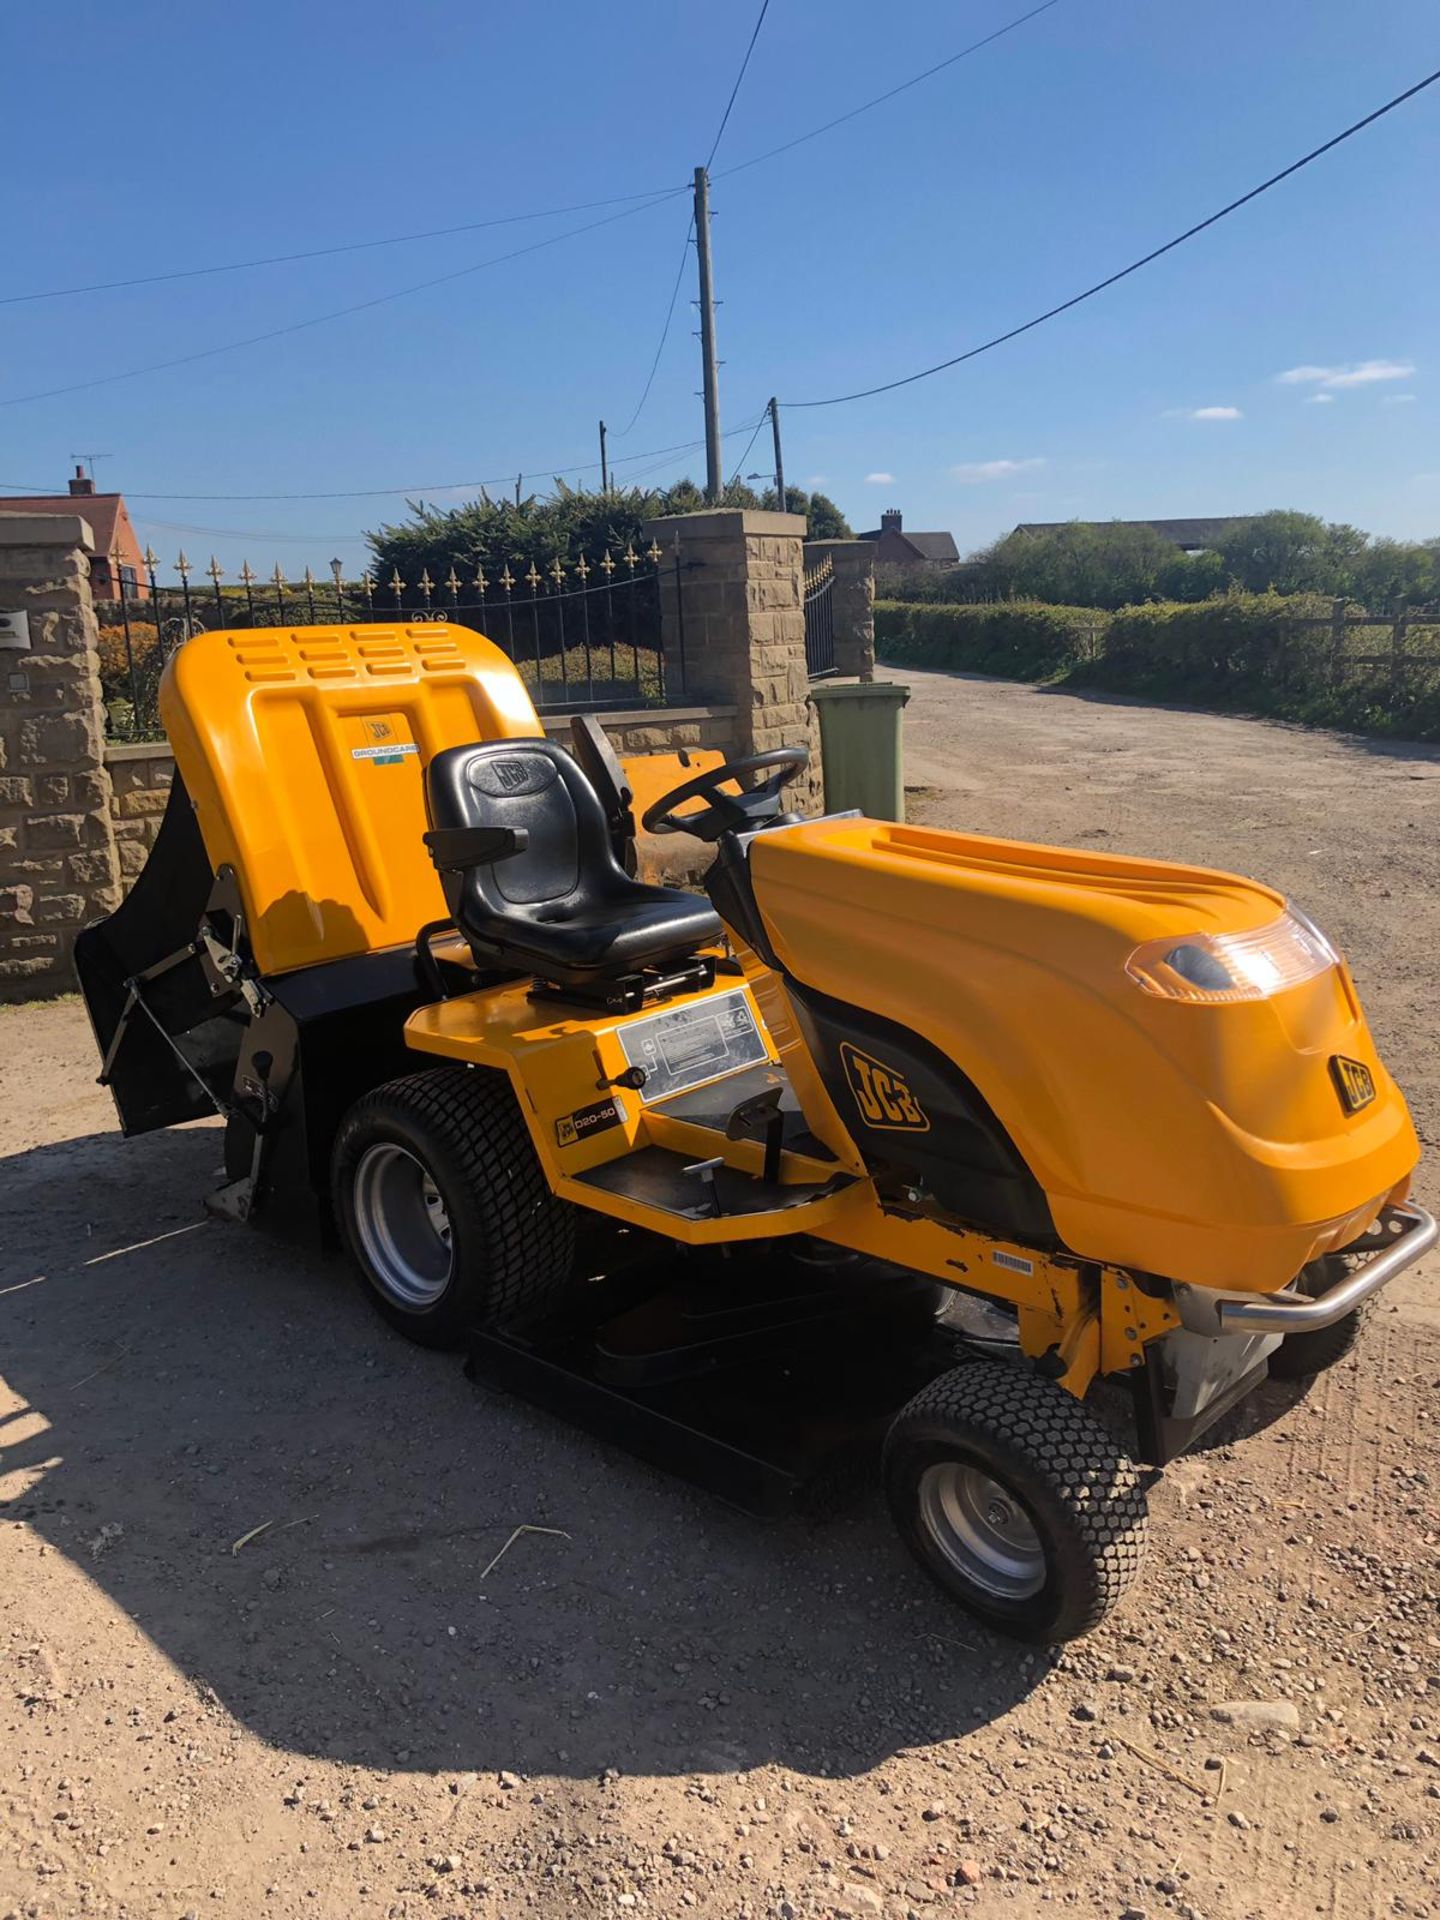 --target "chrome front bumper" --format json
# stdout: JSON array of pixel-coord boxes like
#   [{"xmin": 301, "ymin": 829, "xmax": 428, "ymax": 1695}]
[{"xmin": 1171, "ymin": 1202, "xmax": 1437, "ymax": 1338}]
